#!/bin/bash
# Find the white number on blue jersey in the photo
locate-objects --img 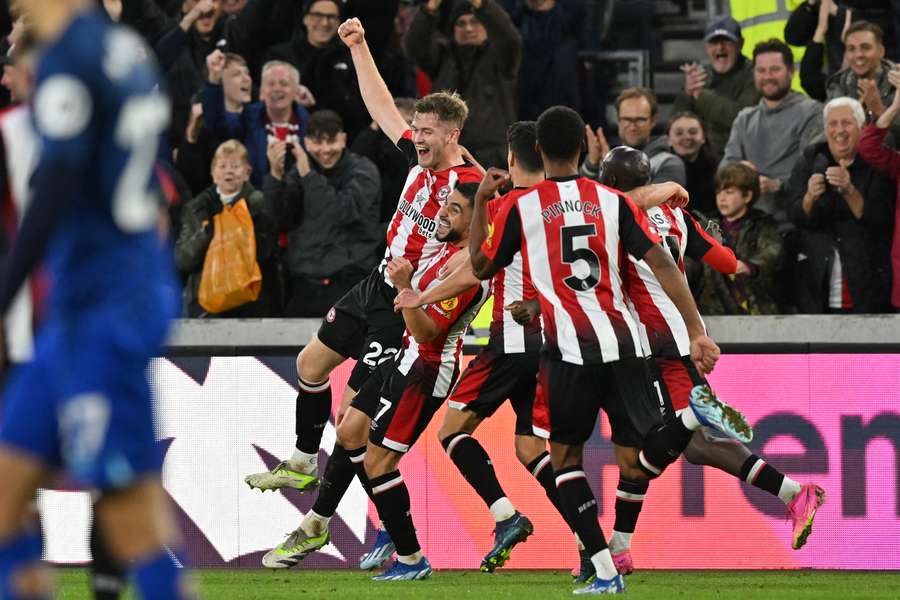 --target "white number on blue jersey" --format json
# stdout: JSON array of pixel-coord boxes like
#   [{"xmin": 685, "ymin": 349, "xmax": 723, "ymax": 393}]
[{"xmin": 112, "ymin": 92, "xmax": 170, "ymax": 233}]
